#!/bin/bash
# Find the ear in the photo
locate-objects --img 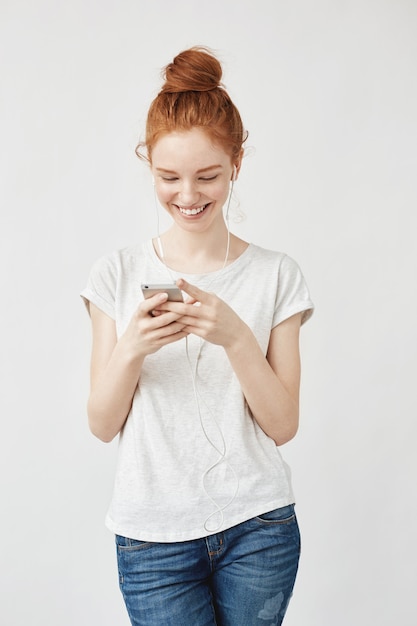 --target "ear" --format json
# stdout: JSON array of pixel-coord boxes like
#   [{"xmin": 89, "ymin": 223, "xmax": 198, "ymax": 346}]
[{"xmin": 232, "ymin": 150, "xmax": 244, "ymax": 181}]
